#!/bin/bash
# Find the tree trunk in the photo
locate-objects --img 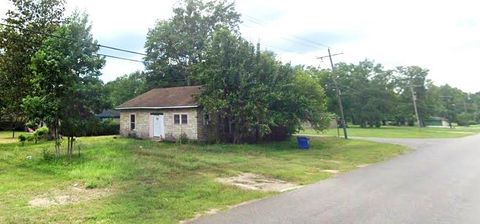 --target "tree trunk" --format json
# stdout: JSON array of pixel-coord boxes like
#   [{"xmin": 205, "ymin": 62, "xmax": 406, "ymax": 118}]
[
  {"xmin": 66, "ymin": 136, "xmax": 75, "ymax": 160},
  {"xmin": 11, "ymin": 116, "xmax": 16, "ymax": 139},
  {"xmin": 54, "ymin": 120, "xmax": 61, "ymax": 158}
]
